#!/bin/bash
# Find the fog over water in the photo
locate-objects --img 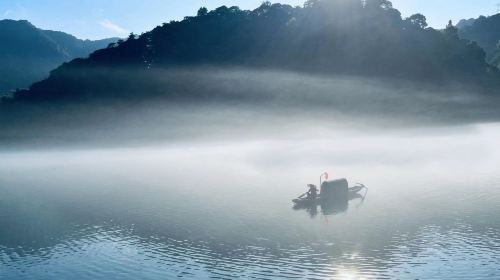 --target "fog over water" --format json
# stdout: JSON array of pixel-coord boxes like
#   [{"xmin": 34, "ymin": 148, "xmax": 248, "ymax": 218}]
[
  {"xmin": 2, "ymin": 68, "xmax": 500, "ymax": 148},
  {"xmin": 1, "ymin": 69, "xmax": 500, "ymax": 279}
]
